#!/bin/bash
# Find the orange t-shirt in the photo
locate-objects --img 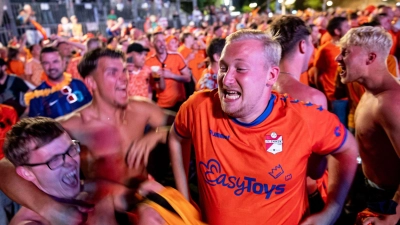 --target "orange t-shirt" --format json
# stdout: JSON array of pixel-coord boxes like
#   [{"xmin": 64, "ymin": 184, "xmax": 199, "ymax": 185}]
[
  {"xmin": 66, "ymin": 56, "xmax": 83, "ymax": 81},
  {"xmin": 145, "ymin": 53, "xmax": 187, "ymax": 108},
  {"xmin": 7, "ymin": 60, "xmax": 25, "ymax": 77},
  {"xmin": 0, "ymin": 104, "xmax": 18, "ymax": 159},
  {"xmin": 389, "ymin": 30, "xmax": 398, "ymax": 56},
  {"xmin": 174, "ymin": 90, "xmax": 347, "ymax": 224},
  {"xmin": 178, "ymin": 45, "xmax": 192, "ymax": 59},
  {"xmin": 314, "ymin": 42, "xmax": 341, "ymax": 102},
  {"xmin": 190, "ymin": 51, "xmax": 206, "ymax": 83},
  {"xmin": 128, "ymin": 66, "xmax": 151, "ymax": 98},
  {"xmin": 320, "ymin": 32, "xmax": 332, "ymax": 46}
]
